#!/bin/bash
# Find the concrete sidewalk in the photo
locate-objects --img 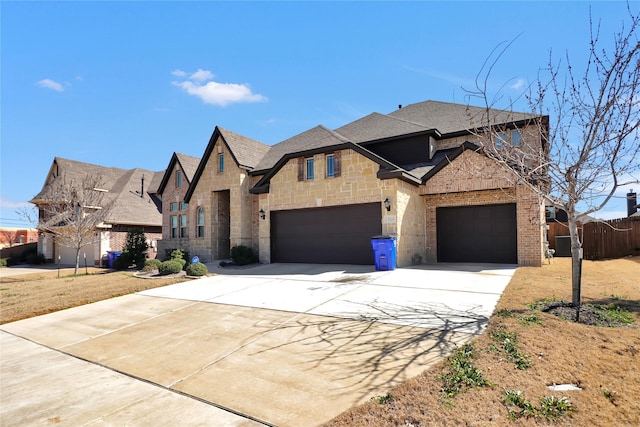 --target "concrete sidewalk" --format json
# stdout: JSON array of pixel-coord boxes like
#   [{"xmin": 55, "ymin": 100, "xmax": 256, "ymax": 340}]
[{"xmin": 1, "ymin": 263, "xmax": 515, "ymax": 427}]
